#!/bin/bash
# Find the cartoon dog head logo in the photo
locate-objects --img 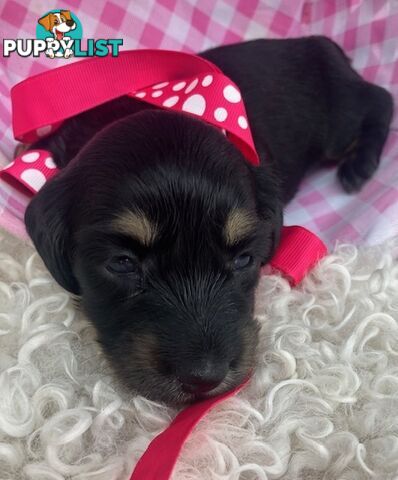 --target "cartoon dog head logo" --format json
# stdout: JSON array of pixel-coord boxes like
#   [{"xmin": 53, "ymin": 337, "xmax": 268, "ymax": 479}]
[
  {"xmin": 39, "ymin": 10, "xmax": 76, "ymax": 40},
  {"xmin": 37, "ymin": 9, "xmax": 82, "ymax": 59}
]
